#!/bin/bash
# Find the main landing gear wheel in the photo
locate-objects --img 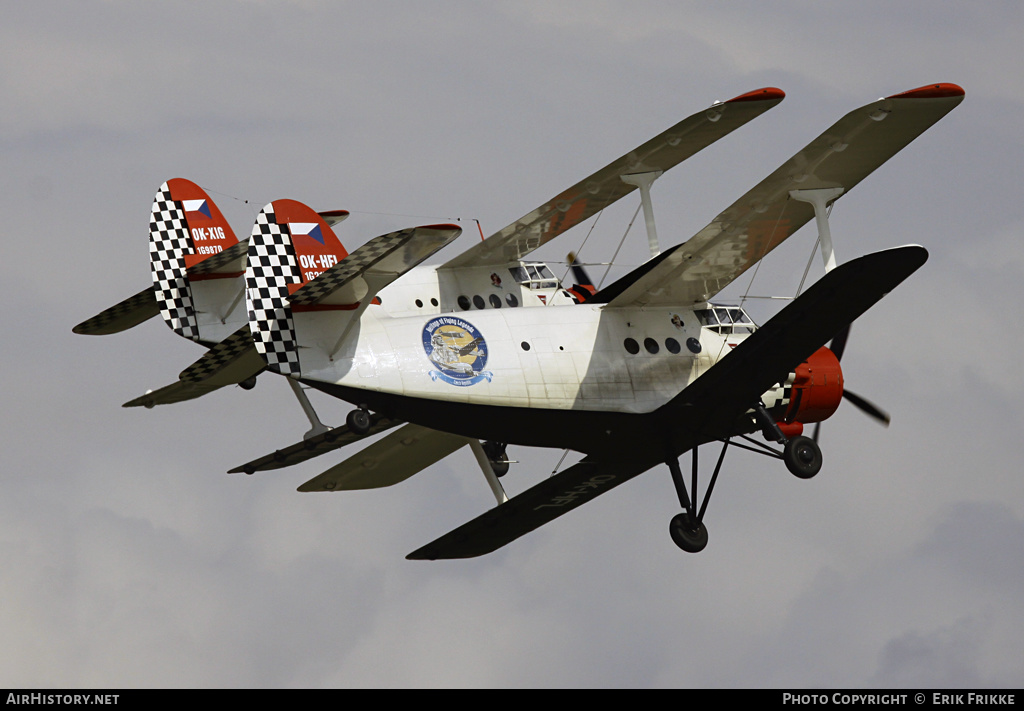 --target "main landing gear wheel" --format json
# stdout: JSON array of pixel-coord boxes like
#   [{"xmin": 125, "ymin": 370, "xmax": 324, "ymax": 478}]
[
  {"xmin": 669, "ymin": 514, "xmax": 708, "ymax": 553},
  {"xmin": 346, "ymin": 407, "xmax": 372, "ymax": 436},
  {"xmin": 784, "ymin": 435, "xmax": 822, "ymax": 479}
]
